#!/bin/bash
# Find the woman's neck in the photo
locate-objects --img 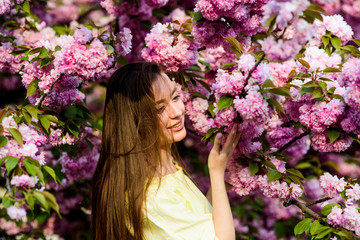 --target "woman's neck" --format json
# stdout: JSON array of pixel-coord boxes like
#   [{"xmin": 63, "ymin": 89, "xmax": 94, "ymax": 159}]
[{"xmin": 158, "ymin": 148, "xmax": 177, "ymax": 176}]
